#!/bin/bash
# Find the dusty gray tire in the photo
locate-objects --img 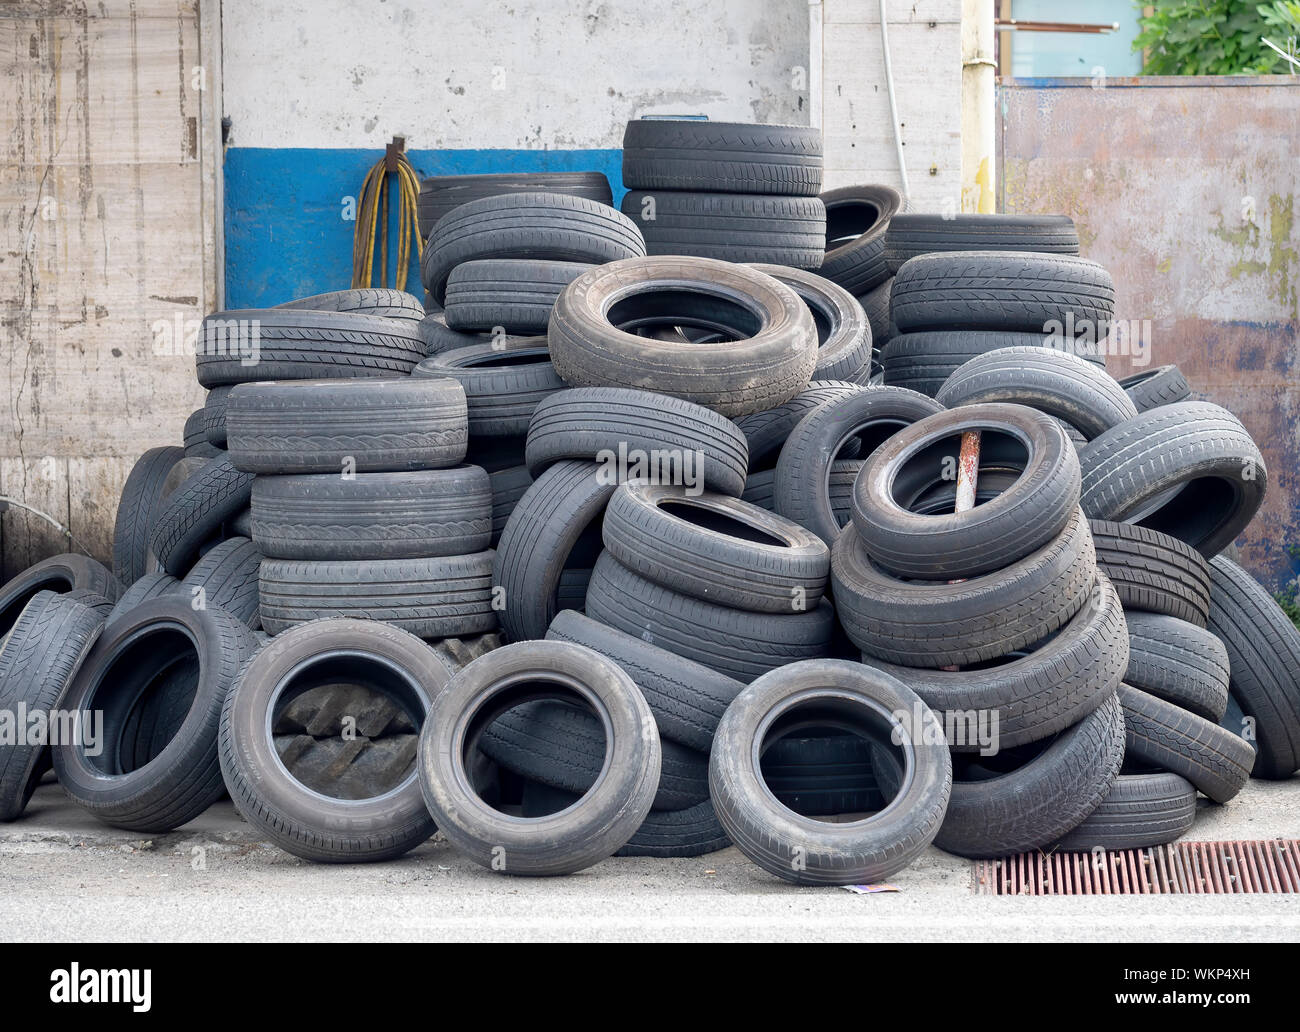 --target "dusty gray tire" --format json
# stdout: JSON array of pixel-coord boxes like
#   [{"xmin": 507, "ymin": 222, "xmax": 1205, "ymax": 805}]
[
  {"xmin": 108, "ymin": 571, "xmax": 180, "ymax": 622},
  {"xmin": 937, "ymin": 346, "xmax": 1136, "ymax": 440},
  {"xmin": 859, "ymin": 277, "xmax": 894, "ymax": 352},
  {"xmin": 833, "ymin": 507, "xmax": 1096, "ymax": 667},
  {"xmin": 819, "ymin": 184, "xmax": 903, "ymax": 295},
  {"xmin": 883, "ymin": 212, "xmax": 1079, "ymax": 274},
  {"xmin": 251, "ymin": 466, "xmax": 491, "ymax": 561},
  {"xmin": 0, "ymin": 553, "xmax": 120, "ymax": 635},
  {"xmin": 1124, "ymin": 612, "xmax": 1230, "ymax": 721},
  {"xmin": 1118, "ymin": 683, "xmax": 1255, "ymax": 803},
  {"xmin": 180, "ymin": 536, "xmax": 262, "ymax": 629},
  {"xmin": 184, "ymin": 409, "xmax": 221, "ymax": 458},
  {"xmin": 259, "ymin": 552, "xmax": 497, "ymax": 639},
  {"xmin": 883, "ymin": 329, "xmax": 1106, "ymax": 397},
  {"xmin": 0, "ymin": 592, "xmax": 107, "ymax": 820},
  {"xmin": 420, "ymin": 192, "xmax": 645, "ymax": 303},
  {"xmin": 202, "ymin": 385, "xmax": 234, "ymax": 446},
  {"xmin": 226, "ymin": 377, "xmax": 468, "ymax": 474},
  {"xmin": 443, "ymin": 259, "xmax": 592, "ymax": 334},
  {"xmin": 850, "ymin": 403, "xmax": 1080, "ymax": 580},
  {"xmin": 602, "ymin": 482, "xmax": 830, "ymax": 613},
  {"xmin": 492, "ymin": 461, "xmax": 615, "ymax": 642},
  {"xmin": 417, "ymin": 640, "xmax": 661, "ymax": 875},
  {"xmin": 488, "ymin": 465, "xmax": 532, "ymax": 547},
  {"xmin": 525, "ymin": 387, "xmax": 749, "ymax": 496},
  {"xmin": 1052, "ymin": 772, "xmax": 1197, "ymax": 853},
  {"xmin": 416, "ymin": 170, "xmax": 612, "ymax": 240},
  {"xmin": 548, "ymin": 256, "xmax": 818, "ymax": 418},
  {"xmin": 112, "ymin": 445, "xmax": 186, "ymax": 585},
  {"xmin": 1207, "ymin": 556, "xmax": 1300, "ymax": 779},
  {"xmin": 774, "ymin": 385, "xmax": 943, "ymax": 546},
  {"xmin": 147, "ymin": 455, "xmax": 256, "ymax": 575},
  {"xmin": 710, "ymin": 659, "xmax": 951, "ymax": 885},
  {"xmin": 735, "ymin": 380, "xmax": 862, "ymax": 472},
  {"xmin": 1090, "ymin": 519, "xmax": 1211, "ymax": 627},
  {"xmin": 220, "ymin": 619, "xmax": 450, "ymax": 862},
  {"xmin": 274, "ymin": 288, "xmax": 425, "ymax": 321},
  {"xmin": 584, "ymin": 551, "xmax": 834, "ymax": 682},
  {"xmin": 416, "ymin": 311, "xmax": 487, "ymax": 356},
  {"xmin": 861, "ymin": 572, "xmax": 1127, "ymax": 750},
  {"xmin": 1077, "ymin": 401, "xmax": 1266, "ymax": 558},
  {"xmin": 52, "ymin": 597, "xmax": 259, "ymax": 831},
  {"xmin": 195, "ymin": 308, "xmax": 424, "ymax": 387},
  {"xmin": 891, "ymin": 251, "xmax": 1114, "ymax": 335},
  {"xmin": 935, "ymin": 693, "xmax": 1125, "ymax": 858},
  {"xmin": 413, "ymin": 337, "xmax": 563, "ymax": 438},
  {"xmin": 545, "ymin": 610, "xmax": 743, "ymax": 752},
  {"xmin": 748, "ymin": 264, "xmax": 873, "ymax": 382},
  {"xmin": 621, "ymin": 192, "xmax": 827, "ymax": 270},
  {"xmin": 1120, "ymin": 365, "xmax": 1191, "ymax": 411},
  {"xmin": 621, "ymin": 119, "xmax": 822, "ymax": 195}
]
